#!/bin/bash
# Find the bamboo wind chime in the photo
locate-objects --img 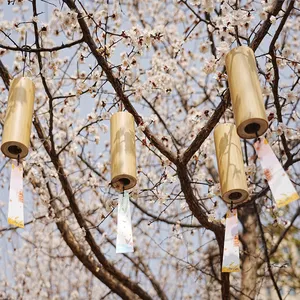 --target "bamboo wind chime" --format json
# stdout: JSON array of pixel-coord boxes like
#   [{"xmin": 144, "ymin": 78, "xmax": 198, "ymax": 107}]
[
  {"xmin": 225, "ymin": 46, "xmax": 268, "ymax": 139},
  {"xmin": 216, "ymin": 45, "xmax": 268, "ymax": 273},
  {"xmin": 214, "ymin": 123, "xmax": 247, "ymax": 273},
  {"xmin": 110, "ymin": 110, "xmax": 137, "ymax": 254},
  {"xmin": 1, "ymin": 77, "xmax": 35, "ymax": 159},
  {"xmin": 216, "ymin": 46, "xmax": 266, "ymax": 273},
  {"xmin": 111, "ymin": 111, "xmax": 137, "ymax": 191},
  {"xmin": 216, "ymin": 45, "xmax": 299, "ymax": 273},
  {"xmin": 1, "ymin": 77, "xmax": 35, "ymax": 228},
  {"xmin": 214, "ymin": 123, "xmax": 248, "ymax": 205}
]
